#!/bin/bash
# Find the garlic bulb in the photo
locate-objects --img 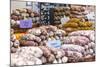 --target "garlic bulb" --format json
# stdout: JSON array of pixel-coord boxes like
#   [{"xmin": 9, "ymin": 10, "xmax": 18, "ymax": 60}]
[
  {"xmin": 11, "ymin": 29, "xmax": 14, "ymax": 35},
  {"xmin": 48, "ymin": 54, "xmax": 55, "ymax": 63},
  {"xmin": 28, "ymin": 35, "xmax": 36, "ymax": 40},
  {"xmin": 89, "ymin": 33, "xmax": 95, "ymax": 42},
  {"xmin": 48, "ymin": 31, "xmax": 54, "ymax": 37},
  {"xmin": 14, "ymin": 10, "xmax": 20, "ymax": 15},
  {"xmin": 88, "ymin": 42, "xmax": 95, "ymax": 49},
  {"xmin": 53, "ymin": 59, "xmax": 58, "ymax": 64},
  {"xmin": 86, "ymin": 49, "xmax": 94, "ymax": 55},
  {"xmin": 57, "ymin": 58, "xmax": 62, "ymax": 63},
  {"xmin": 34, "ymin": 36, "xmax": 41, "ymax": 43},
  {"xmin": 11, "ymin": 47, "xmax": 17, "ymax": 53},
  {"xmin": 40, "ymin": 35, "xmax": 46, "ymax": 40},
  {"xmin": 13, "ymin": 40, "xmax": 20, "ymax": 48},
  {"xmin": 56, "ymin": 49, "xmax": 65, "ymax": 59},
  {"xmin": 26, "ymin": 61, "xmax": 35, "ymax": 65},
  {"xmin": 84, "ymin": 45, "xmax": 89, "ymax": 50},
  {"xmin": 40, "ymin": 56, "xmax": 47, "ymax": 64},
  {"xmin": 16, "ymin": 20, "xmax": 20, "ymax": 25},
  {"xmin": 11, "ymin": 54, "xmax": 26, "ymax": 66},
  {"xmin": 11, "ymin": 41, "xmax": 13, "ymax": 47},
  {"xmin": 11, "ymin": 20, "xmax": 16, "ymax": 26},
  {"xmin": 89, "ymin": 49, "xmax": 94, "ymax": 54},
  {"xmin": 18, "ymin": 47, "xmax": 43, "ymax": 58},
  {"xmin": 32, "ymin": 47, "xmax": 43, "ymax": 58},
  {"xmin": 11, "ymin": 47, "xmax": 43, "ymax": 66},
  {"xmin": 55, "ymin": 29, "xmax": 66, "ymax": 36},
  {"xmin": 62, "ymin": 56, "xmax": 68, "ymax": 63},
  {"xmin": 34, "ymin": 58, "xmax": 42, "ymax": 65},
  {"xmin": 11, "ymin": 34, "xmax": 16, "ymax": 42},
  {"xmin": 34, "ymin": 29, "xmax": 41, "ymax": 36}
]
